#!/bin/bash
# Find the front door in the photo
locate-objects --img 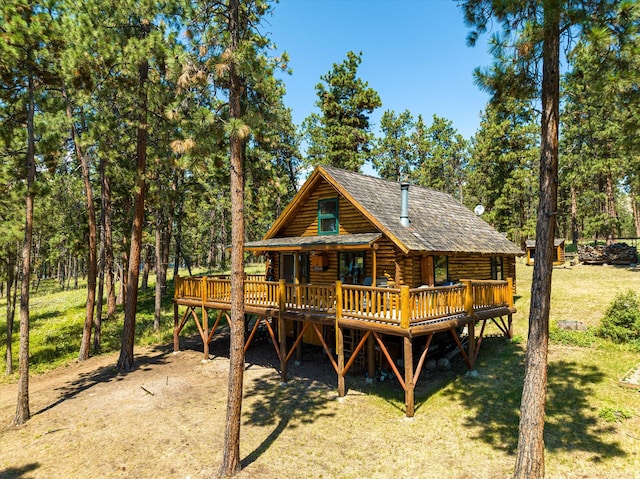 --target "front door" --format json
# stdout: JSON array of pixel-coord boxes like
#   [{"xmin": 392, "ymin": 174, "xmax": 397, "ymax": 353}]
[{"xmin": 281, "ymin": 253, "xmax": 308, "ymax": 283}]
